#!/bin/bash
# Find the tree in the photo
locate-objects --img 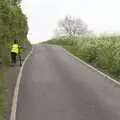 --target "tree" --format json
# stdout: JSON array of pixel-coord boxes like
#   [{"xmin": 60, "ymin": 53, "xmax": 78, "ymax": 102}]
[
  {"xmin": 7, "ymin": 0, "xmax": 22, "ymax": 5},
  {"xmin": 56, "ymin": 16, "xmax": 88, "ymax": 37},
  {"xmin": 0, "ymin": 0, "xmax": 30, "ymax": 65}
]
